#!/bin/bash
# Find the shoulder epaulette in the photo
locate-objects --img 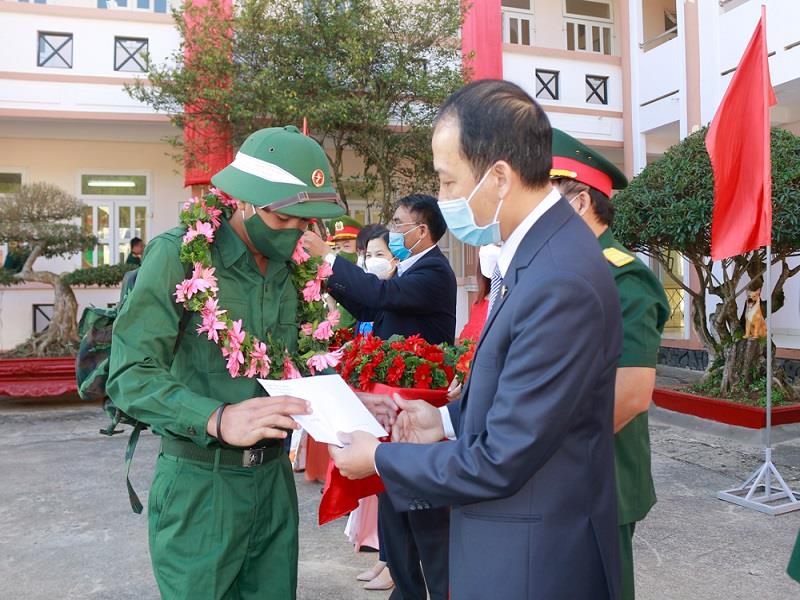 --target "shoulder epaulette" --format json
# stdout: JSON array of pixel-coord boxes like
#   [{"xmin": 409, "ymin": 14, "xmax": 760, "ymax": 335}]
[{"xmin": 603, "ymin": 247, "xmax": 635, "ymax": 268}]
